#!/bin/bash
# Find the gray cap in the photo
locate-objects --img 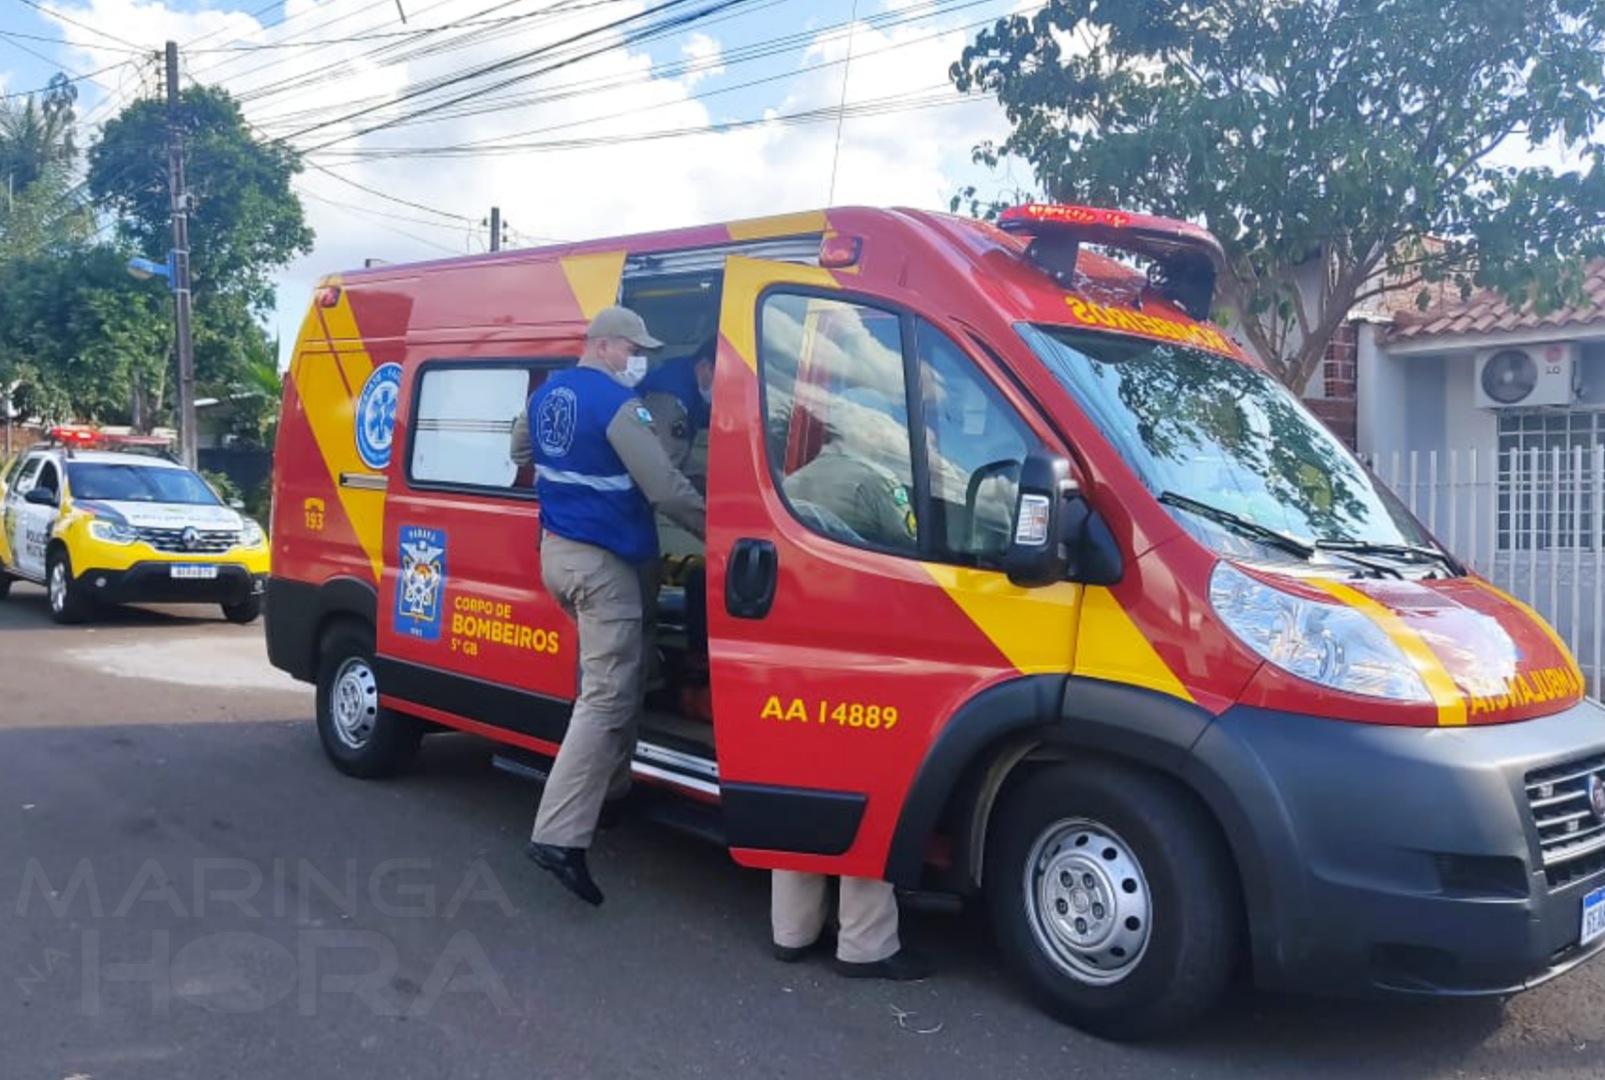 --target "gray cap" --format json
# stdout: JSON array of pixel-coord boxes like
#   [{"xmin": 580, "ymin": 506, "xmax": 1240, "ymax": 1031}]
[{"xmin": 587, "ymin": 305, "xmax": 662, "ymax": 349}]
